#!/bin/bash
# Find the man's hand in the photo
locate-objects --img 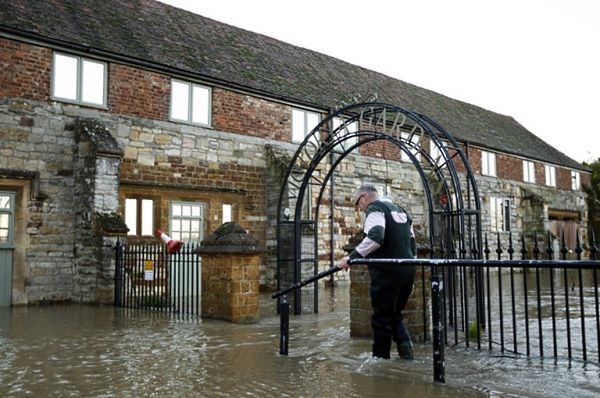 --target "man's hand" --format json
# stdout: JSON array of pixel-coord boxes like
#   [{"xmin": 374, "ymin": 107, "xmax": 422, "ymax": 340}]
[{"xmin": 338, "ymin": 256, "xmax": 351, "ymax": 270}]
